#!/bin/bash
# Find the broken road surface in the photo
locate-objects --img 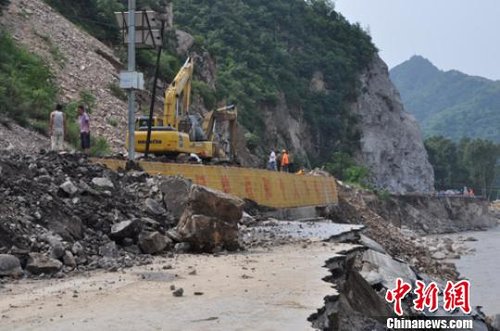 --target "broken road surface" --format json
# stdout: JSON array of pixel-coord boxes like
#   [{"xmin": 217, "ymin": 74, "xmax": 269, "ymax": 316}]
[{"xmin": 0, "ymin": 241, "xmax": 358, "ymax": 330}]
